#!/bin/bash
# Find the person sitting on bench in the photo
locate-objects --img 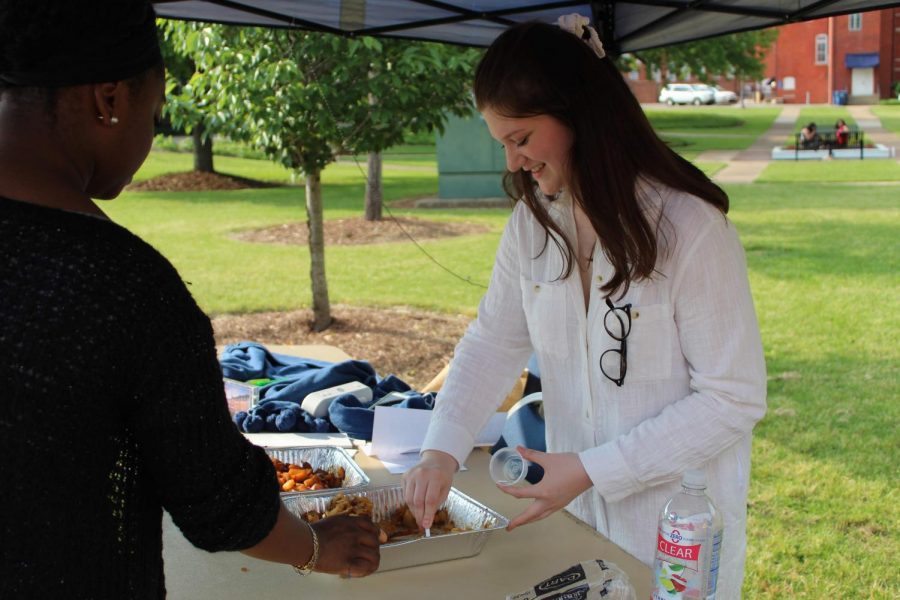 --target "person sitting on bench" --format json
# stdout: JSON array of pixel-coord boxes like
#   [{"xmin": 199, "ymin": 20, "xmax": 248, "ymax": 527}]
[
  {"xmin": 834, "ymin": 119, "xmax": 850, "ymax": 148},
  {"xmin": 800, "ymin": 122, "xmax": 821, "ymax": 150}
]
